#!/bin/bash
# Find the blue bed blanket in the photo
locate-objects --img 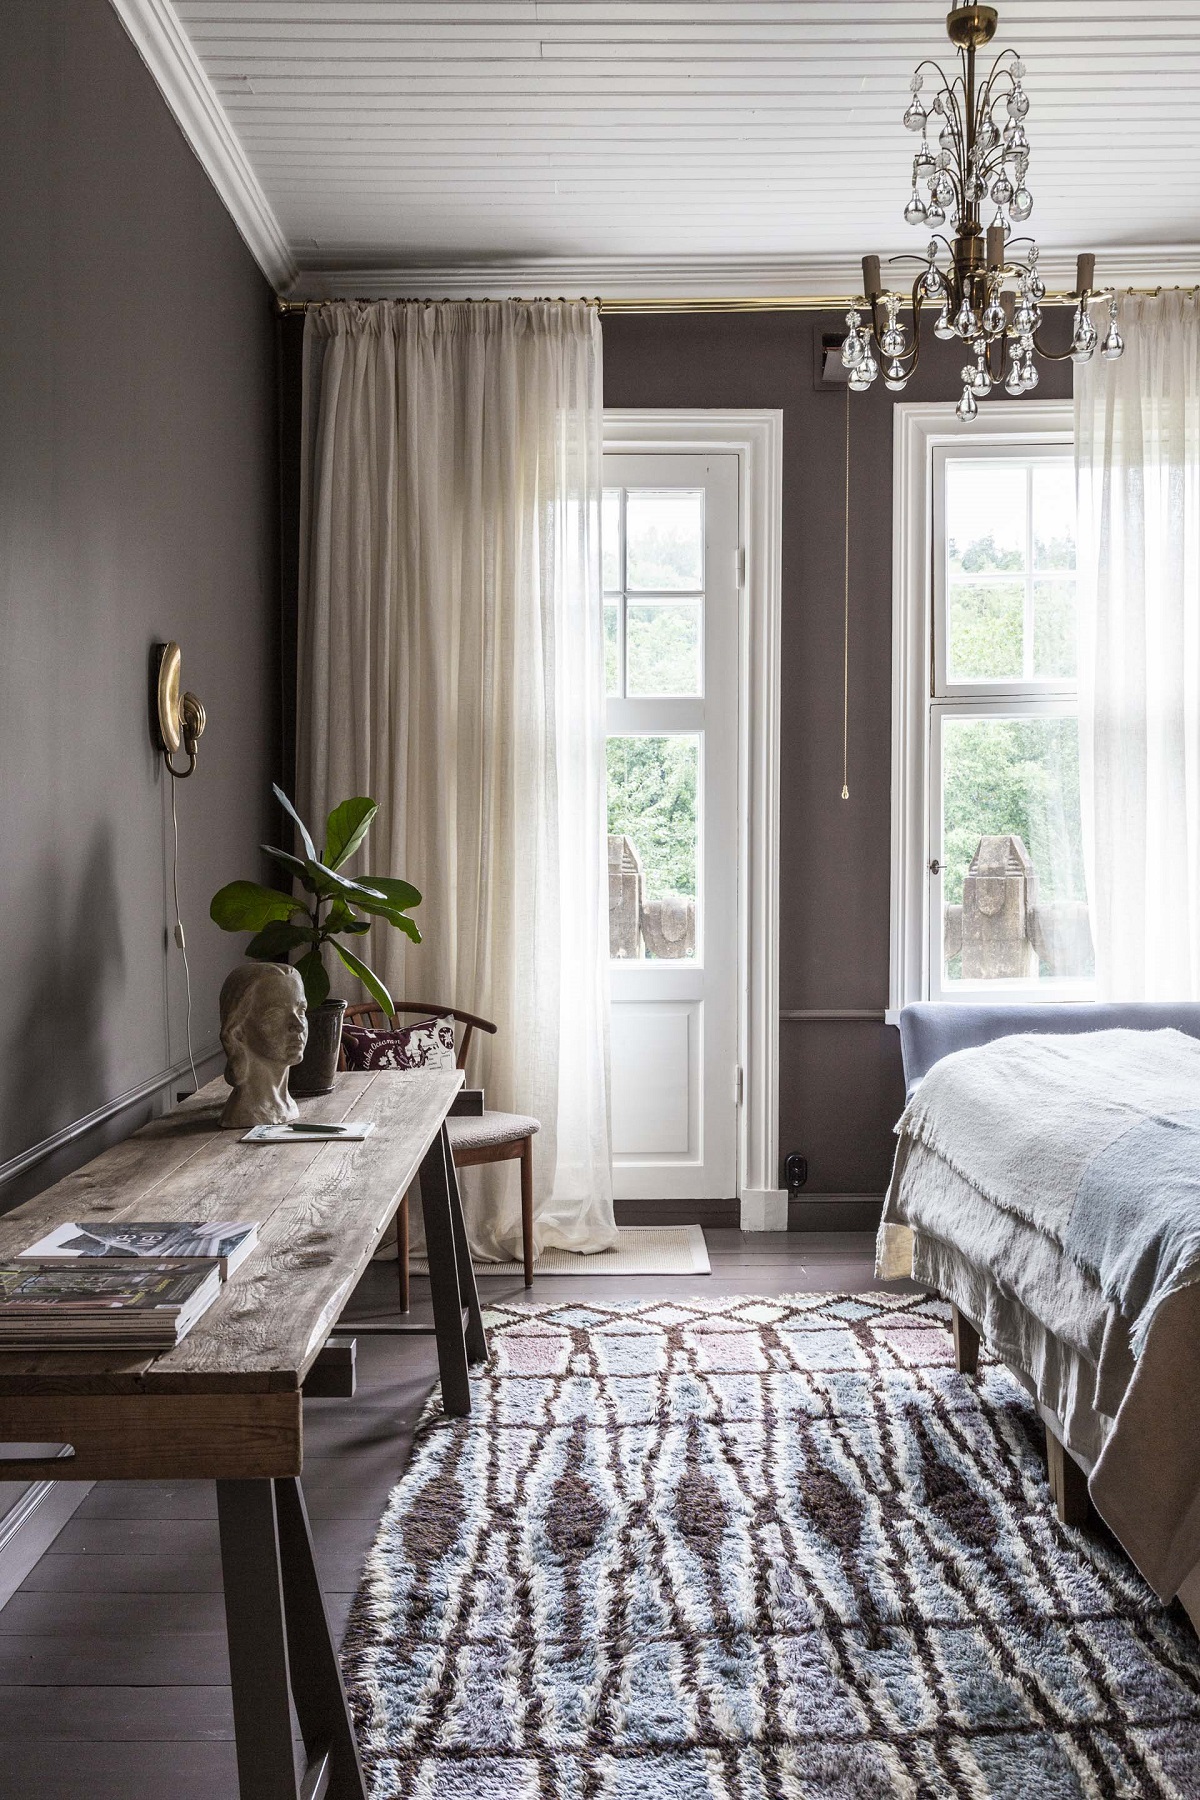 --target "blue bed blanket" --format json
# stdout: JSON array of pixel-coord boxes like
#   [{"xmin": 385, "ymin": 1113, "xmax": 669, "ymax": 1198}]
[{"xmin": 895, "ymin": 1028, "xmax": 1200, "ymax": 1355}]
